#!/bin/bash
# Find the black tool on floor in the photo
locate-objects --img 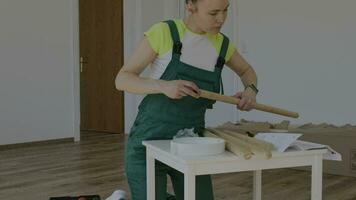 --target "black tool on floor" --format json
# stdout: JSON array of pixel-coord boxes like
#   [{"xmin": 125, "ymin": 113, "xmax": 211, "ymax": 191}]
[{"xmin": 49, "ymin": 195, "xmax": 101, "ymax": 200}]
